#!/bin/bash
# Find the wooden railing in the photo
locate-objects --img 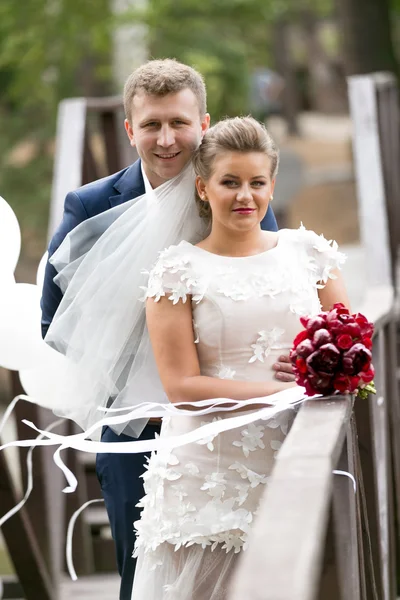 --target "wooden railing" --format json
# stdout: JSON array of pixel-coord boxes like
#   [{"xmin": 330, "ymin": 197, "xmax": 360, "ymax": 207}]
[
  {"xmin": 231, "ymin": 288, "xmax": 398, "ymax": 600},
  {"xmin": 231, "ymin": 73, "xmax": 400, "ymax": 600}
]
